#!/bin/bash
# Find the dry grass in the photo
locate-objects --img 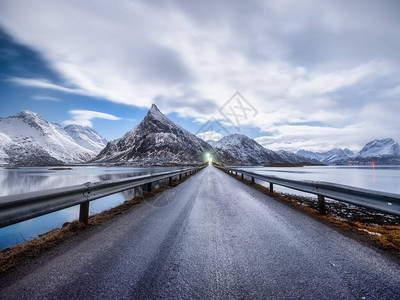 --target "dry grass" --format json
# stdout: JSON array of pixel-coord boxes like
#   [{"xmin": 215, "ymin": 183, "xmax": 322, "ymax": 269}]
[
  {"xmin": 0, "ymin": 172, "xmax": 197, "ymax": 273},
  {"xmin": 225, "ymin": 170, "xmax": 400, "ymax": 257},
  {"xmin": 0, "ymin": 221, "xmax": 86, "ymax": 273}
]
